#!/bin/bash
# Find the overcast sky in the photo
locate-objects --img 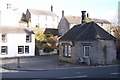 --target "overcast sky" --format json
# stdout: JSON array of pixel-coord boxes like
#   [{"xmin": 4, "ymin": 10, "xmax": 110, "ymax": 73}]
[{"xmin": 0, "ymin": 0, "xmax": 119, "ymax": 23}]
